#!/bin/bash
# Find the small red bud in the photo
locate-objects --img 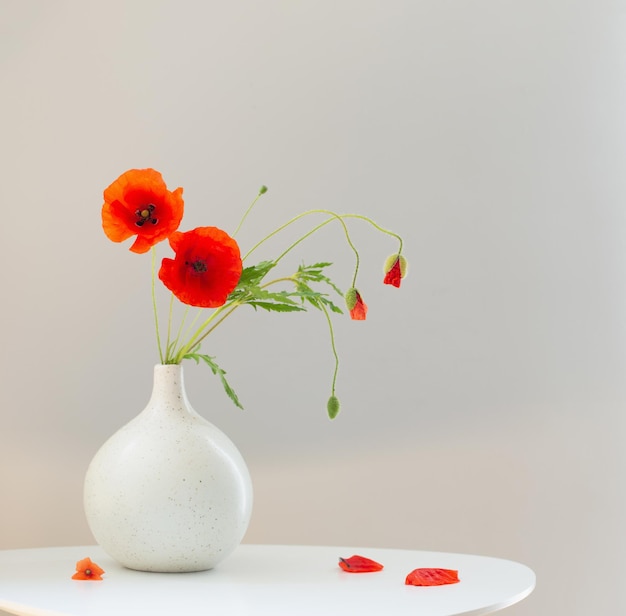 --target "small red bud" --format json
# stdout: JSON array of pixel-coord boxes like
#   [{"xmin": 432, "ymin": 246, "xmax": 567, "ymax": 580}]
[
  {"xmin": 383, "ymin": 254, "xmax": 407, "ymax": 288},
  {"xmin": 345, "ymin": 288, "xmax": 367, "ymax": 320}
]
